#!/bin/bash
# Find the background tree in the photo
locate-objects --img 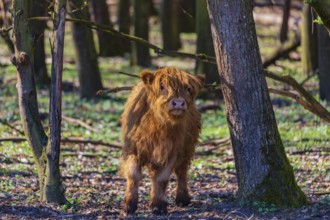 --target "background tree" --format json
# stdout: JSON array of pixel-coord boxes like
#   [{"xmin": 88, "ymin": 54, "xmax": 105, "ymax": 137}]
[
  {"xmin": 195, "ymin": 0, "xmax": 219, "ymax": 86},
  {"xmin": 132, "ymin": 0, "xmax": 151, "ymax": 67},
  {"xmin": 118, "ymin": 0, "xmax": 131, "ymax": 54},
  {"xmin": 30, "ymin": 0, "xmax": 50, "ymax": 86},
  {"xmin": 12, "ymin": 0, "xmax": 67, "ymax": 204},
  {"xmin": 0, "ymin": 0, "xmax": 14, "ymax": 52},
  {"xmin": 178, "ymin": 0, "xmax": 195, "ymax": 33},
  {"xmin": 161, "ymin": 0, "xmax": 181, "ymax": 50},
  {"xmin": 89, "ymin": 0, "xmax": 124, "ymax": 57},
  {"xmin": 207, "ymin": 0, "xmax": 307, "ymax": 207},
  {"xmin": 301, "ymin": 4, "xmax": 318, "ymax": 76},
  {"xmin": 279, "ymin": 0, "xmax": 291, "ymax": 43},
  {"xmin": 69, "ymin": 0, "xmax": 103, "ymax": 99},
  {"xmin": 317, "ymin": 0, "xmax": 330, "ymax": 101}
]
